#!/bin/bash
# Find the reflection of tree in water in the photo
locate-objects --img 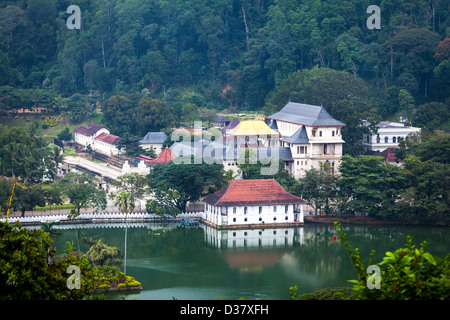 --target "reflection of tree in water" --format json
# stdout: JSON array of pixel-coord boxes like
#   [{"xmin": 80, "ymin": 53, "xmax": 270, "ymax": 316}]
[
  {"xmin": 335, "ymin": 225, "xmax": 450, "ymax": 261},
  {"xmin": 289, "ymin": 225, "xmax": 350, "ymax": 281},
  {"xmin": 126, "ymin": 225, "xmax": 225, "ymax": 266}
]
